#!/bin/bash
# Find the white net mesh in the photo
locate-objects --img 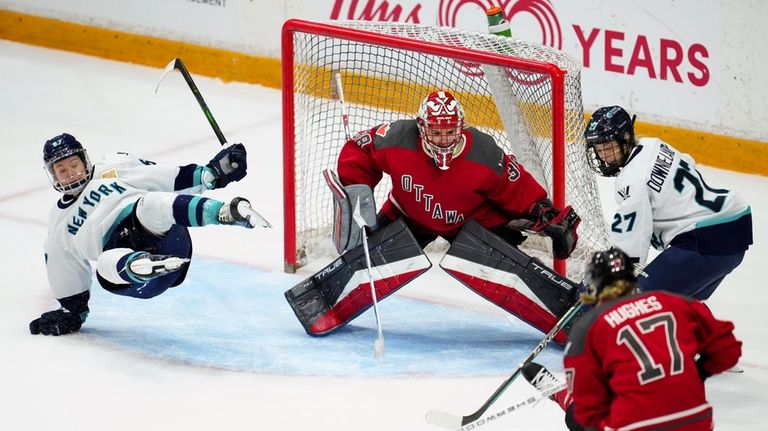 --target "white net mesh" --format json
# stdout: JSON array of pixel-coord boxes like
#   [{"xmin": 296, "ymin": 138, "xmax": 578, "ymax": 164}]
[{"xmin": 285, "ymin": 21, "xmax": 609, "ymax": 279}]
